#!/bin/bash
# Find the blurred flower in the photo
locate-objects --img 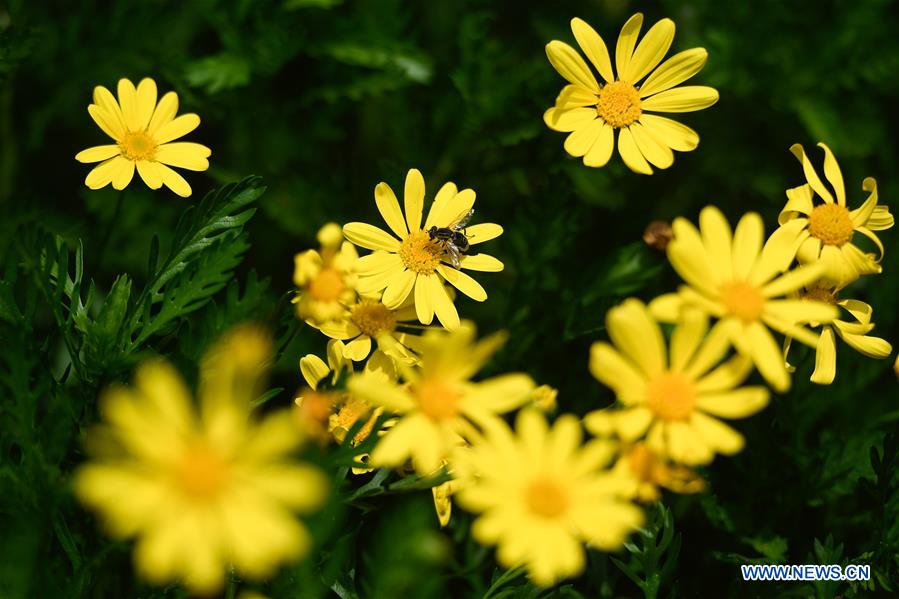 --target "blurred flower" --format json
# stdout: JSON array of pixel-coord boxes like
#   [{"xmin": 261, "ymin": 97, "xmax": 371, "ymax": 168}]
[
  {"xmin": 74, "ymin": 326, "xmax": 328, "ymax": 595},
  {"xmin": 530, "ymin": 384, "xmax": 558, "ymax": 412},
  {"xmin": 784, "ymin": 283, "xmax": 892, "ymax": 384},
  {"xmin": 586, "ymin": 299, "xmax": 769, "ymax": 465},
  {"xmin": 649, "ymin": 205, "xmax": 838, "ymax": 391},
  {"xmin": 347, "ymin": 322, "xmax": 534, "ymax": 474},
  {"xmin": 544, "ymin": 15, "xmax": 718, "ymax": 173},
  {"xmin": 611, "ymin": 442, "xmax": 705, "ymax": 502},
  {"xmin": 431, "ymin": 466, "xmax": 455, "ymax": 528},
  {"xmin": 452, "ymin": 410, "xmax": 643, "ymax": 587},
  {"xmin": 780, "ymin": 143, "xmax": 893, "ymax": 286},
  {"xmin": 643, "ymin": 220, "xmax": 674, "ymax": 251},
  {"xmin": 342, "ymin": 168, "xmax": 504, "ymax": 330},
  {"xmin": 293, "ymin": 223, "xmax": 358, "ymax": 324},
  {"xmin": 75, "ymin": 77, "xmax": 211, "ymax": 197},
  {"xmin": 309, "ymin": 294, "xmax": 423, "ymax": 364}
]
